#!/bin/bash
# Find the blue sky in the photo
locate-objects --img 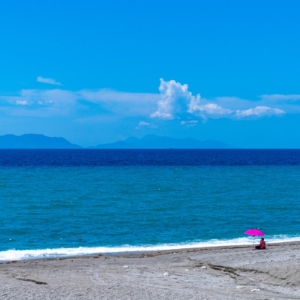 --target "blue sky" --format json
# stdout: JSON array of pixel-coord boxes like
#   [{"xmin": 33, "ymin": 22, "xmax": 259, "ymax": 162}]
[{"xmin": 1, "ymin": 0, "xmax": 300, "ymax": 148}]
